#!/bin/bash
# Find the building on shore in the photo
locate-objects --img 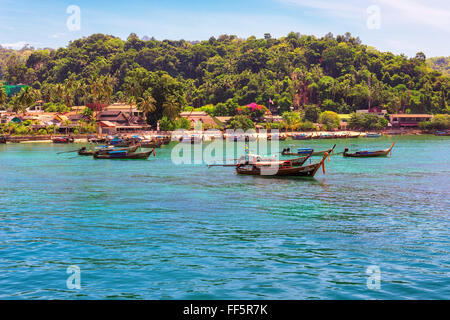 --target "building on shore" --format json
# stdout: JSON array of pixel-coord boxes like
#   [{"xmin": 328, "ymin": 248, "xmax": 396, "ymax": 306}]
[
  {"xmin": 97, "ymin": 110, "xmax": 150, "ymax": 134},
  {"xmin": 389, "ymin": 114, "xmax": 433, "ymax": 127},
  {"xmin": 180, "ymin": 111, "xmax": 217, "ymax": 129},
  {"xmin": 356, "ymin": 107, "xmax": 387, "ymax": 116}
]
